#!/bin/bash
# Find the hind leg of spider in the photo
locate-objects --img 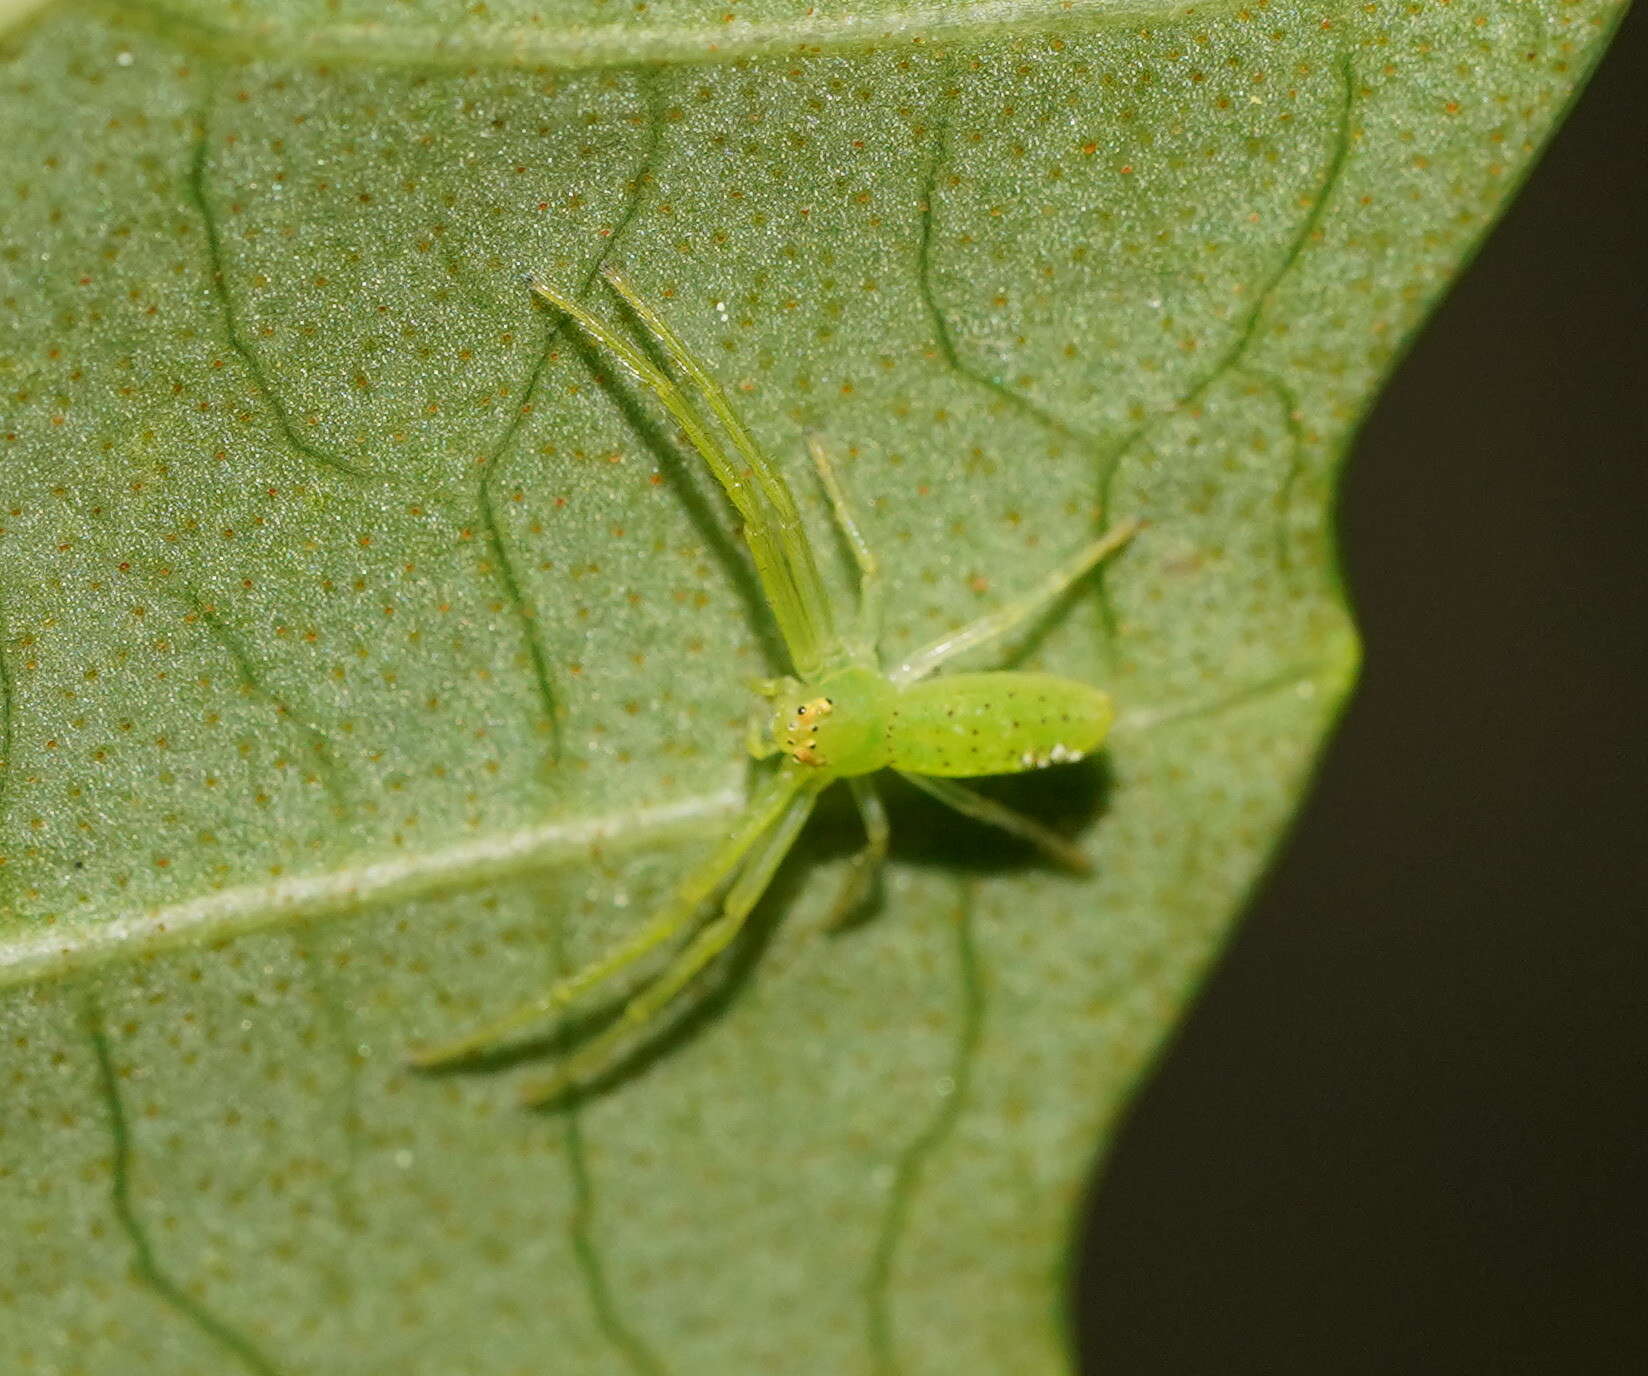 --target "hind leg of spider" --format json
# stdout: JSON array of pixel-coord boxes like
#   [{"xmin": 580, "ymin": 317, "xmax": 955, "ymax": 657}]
[
  {"xmin": 897, "ymin": 770, "xmax": 1091, "ymax": 873},
  {"xmin": 819, "ymin": 777, "xmax": 890, "ymax": 930},
  {"xmin": 517, "ymin": 777, "xmax": 820, "ymax": 1106},
  {"xmin": 405, "ymin": 769, "xmax": 809, "ymax": 1069}
]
